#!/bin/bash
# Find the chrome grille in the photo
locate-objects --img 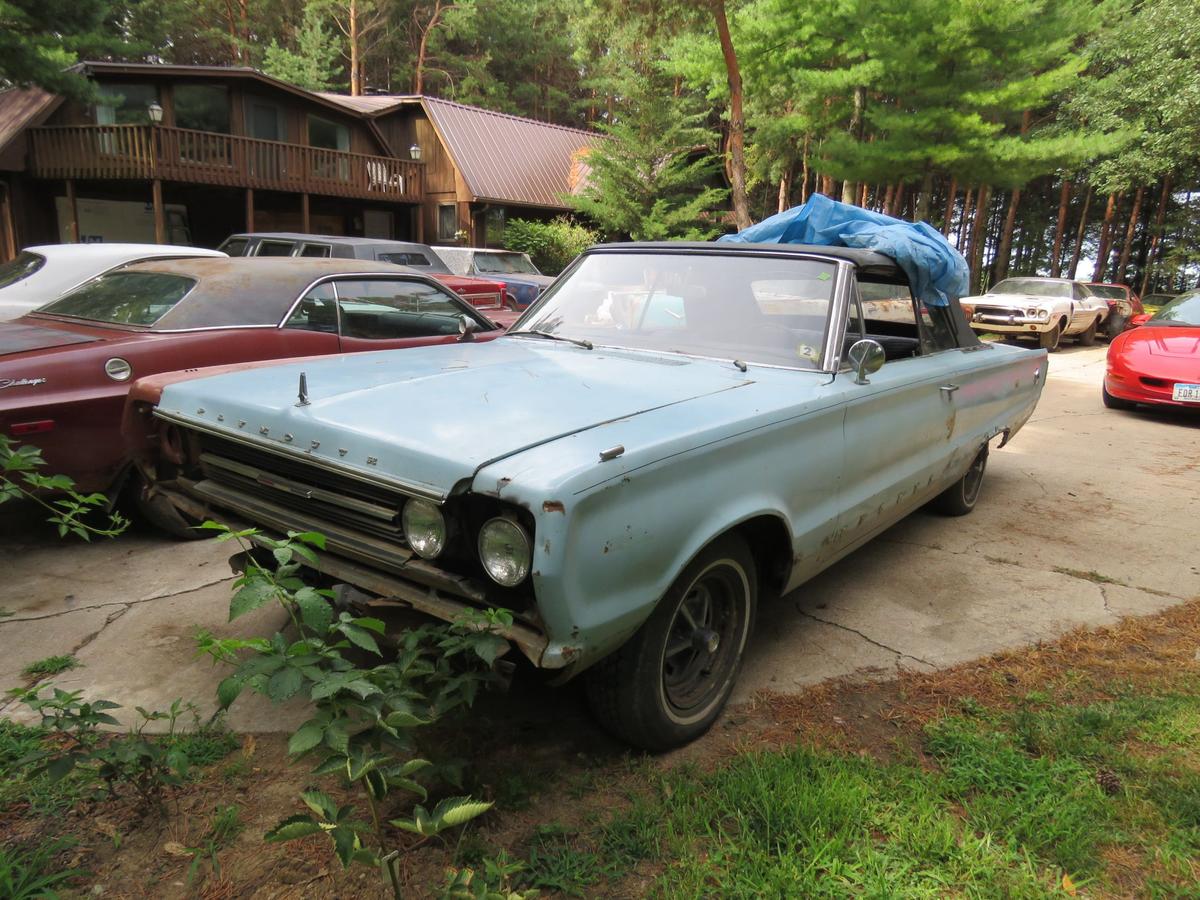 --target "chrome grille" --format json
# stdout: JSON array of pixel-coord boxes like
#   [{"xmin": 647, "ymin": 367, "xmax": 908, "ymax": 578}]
[{"xmin": 195, "ymin": 433, "xmax": 410, "ymax": 543}]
